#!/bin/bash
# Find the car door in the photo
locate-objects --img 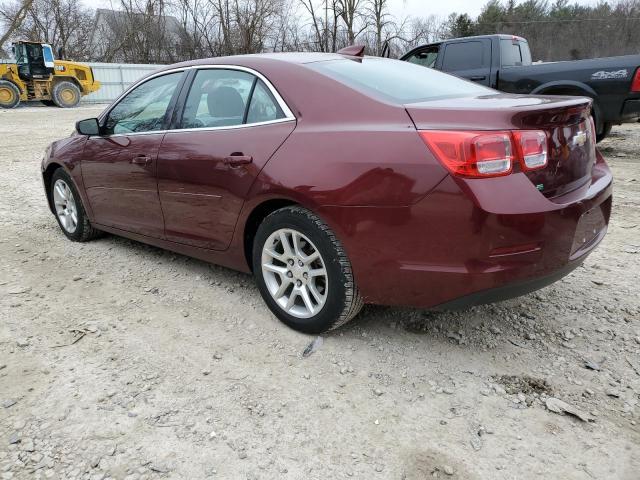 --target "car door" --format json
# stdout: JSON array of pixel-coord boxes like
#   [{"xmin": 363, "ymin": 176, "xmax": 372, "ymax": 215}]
[
  {"xmin": 82, "ymin": 70, "xmax": 185, "ymax": 237},
  {"xmin": 157, "ymin": 67, "xmax": 296, "ymax": 250},
  {"xmin": 438, "ymin": 39, "xmax": 492, "ymax": 86}
]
